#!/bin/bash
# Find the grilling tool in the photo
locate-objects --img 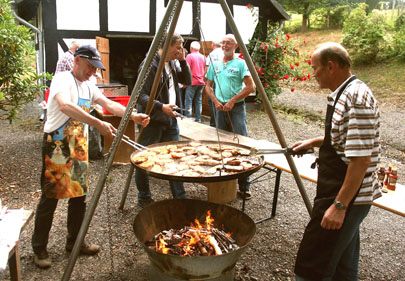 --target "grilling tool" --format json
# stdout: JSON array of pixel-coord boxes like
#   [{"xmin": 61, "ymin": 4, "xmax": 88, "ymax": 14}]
[
  {"xmin": 250, "ymin": 147, "xmax": 314, "ymax": 156},
  {"xmin": 112, "ymin": 133, "xmax": 147, "ymax": 151}
]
